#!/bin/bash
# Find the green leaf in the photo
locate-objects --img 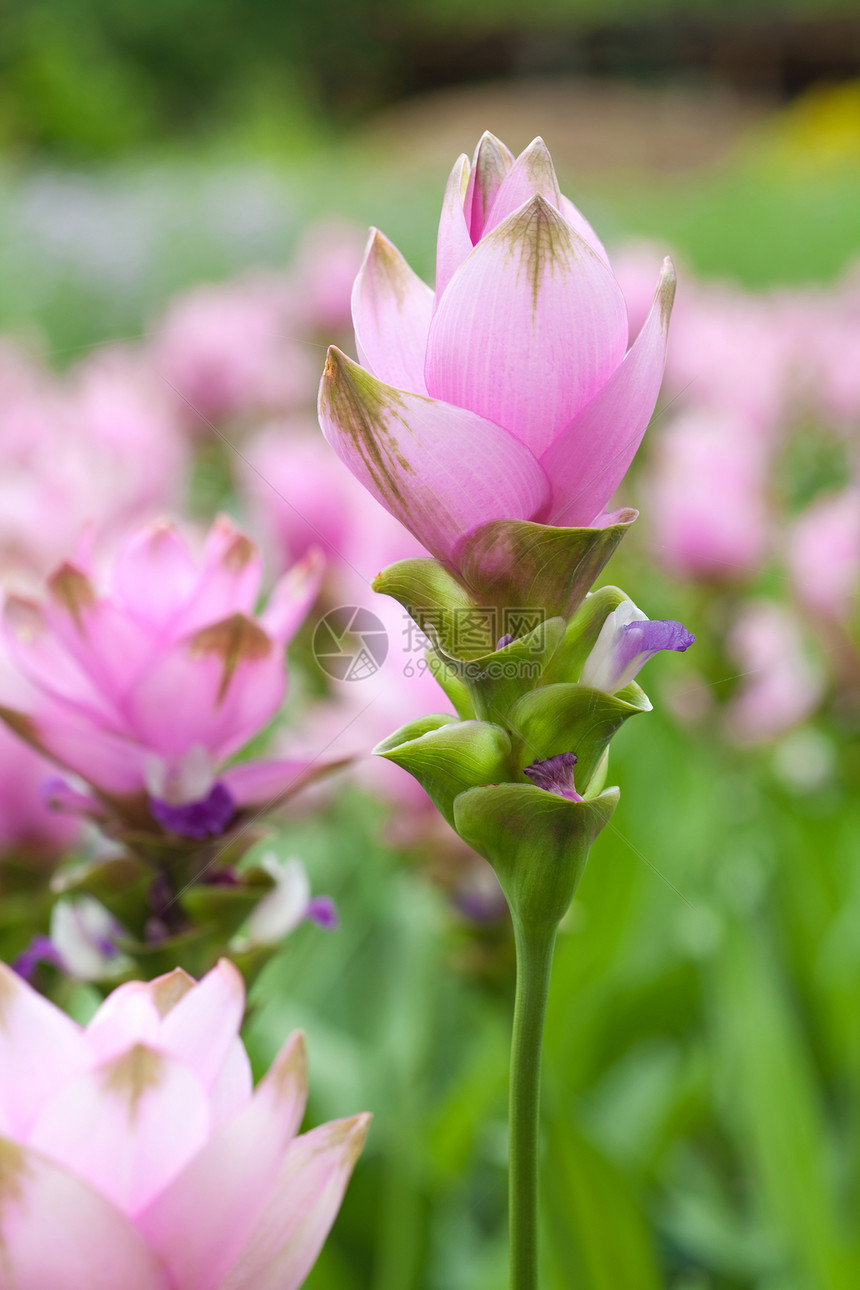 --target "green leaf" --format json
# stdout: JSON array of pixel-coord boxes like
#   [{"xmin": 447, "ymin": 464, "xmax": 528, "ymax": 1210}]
[
  {"xmin": 453, "ymin": 513, "xmax": 637, "ymax": 623},
  {"xmin": 376, "ymin": 718, "xmax": 512, "ymax": 827},
  {"xmin": 372, "ymin": 558, "xmax": 489, "ymax": 656},
  {"xmin": 453, "ymin": 783, "xmax": 619, "ymax": 932},
  {"xmin": 425, "ymin": 650, "xmax": 476, "ymax": 720}
]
